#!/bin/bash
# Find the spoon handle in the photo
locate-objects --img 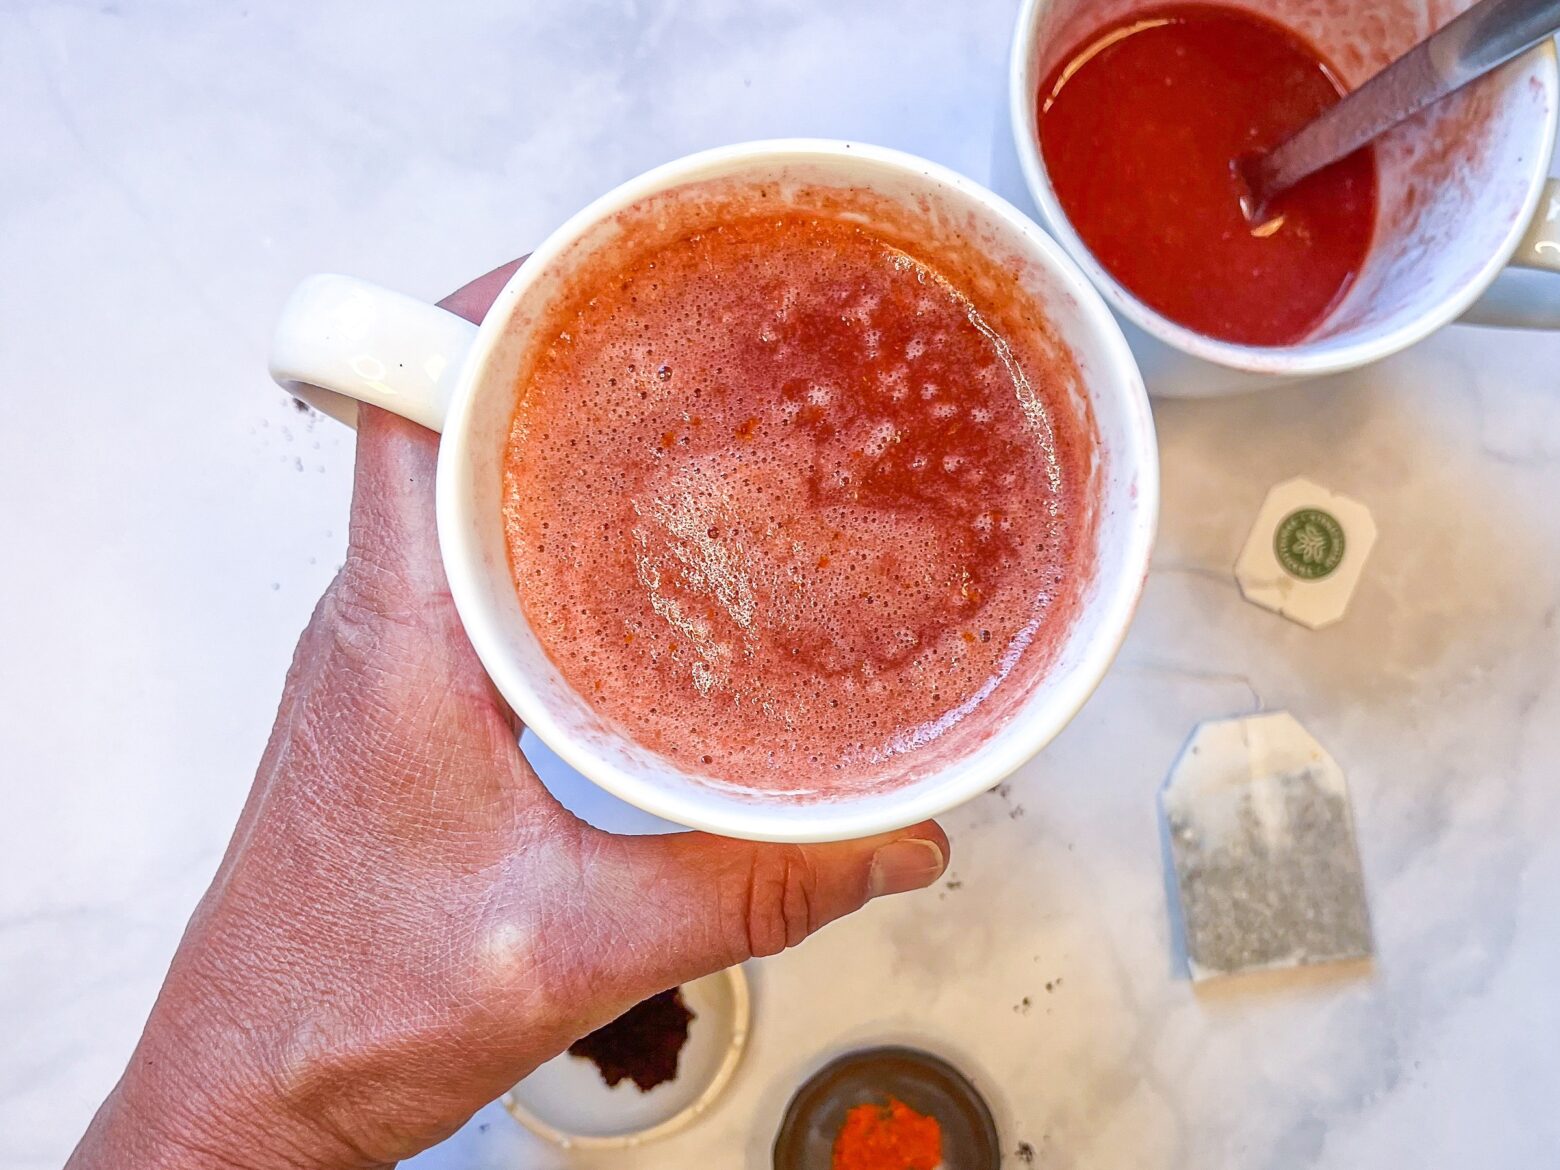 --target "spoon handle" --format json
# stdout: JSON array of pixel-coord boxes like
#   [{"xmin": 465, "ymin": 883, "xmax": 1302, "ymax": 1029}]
[{"xmin": 1256, "ymin": 0, "xmax": 1560, "ymax": 197}]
